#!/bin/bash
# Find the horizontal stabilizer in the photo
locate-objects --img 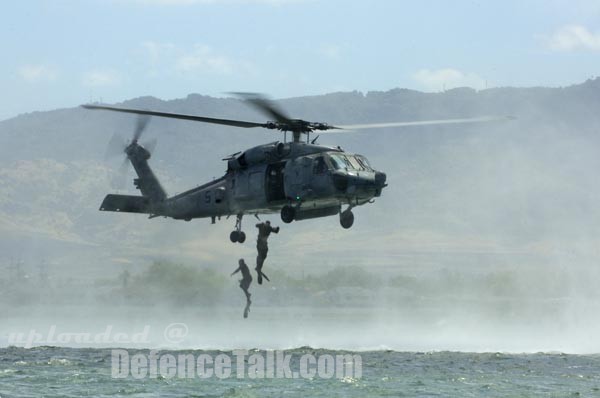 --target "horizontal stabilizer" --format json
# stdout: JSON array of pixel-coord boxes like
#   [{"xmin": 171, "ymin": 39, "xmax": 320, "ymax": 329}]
[{"xmin": 100, "ymin": 194, "xmax": 152, "ymax": 213}]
